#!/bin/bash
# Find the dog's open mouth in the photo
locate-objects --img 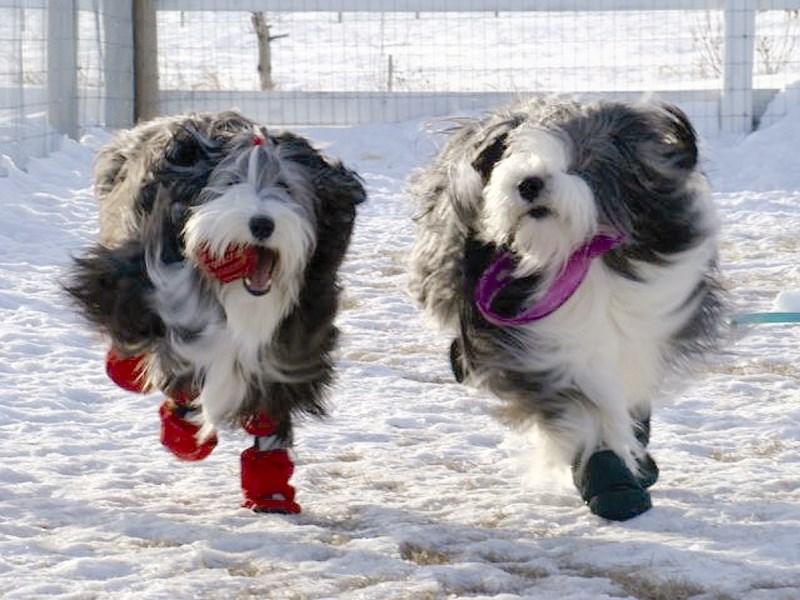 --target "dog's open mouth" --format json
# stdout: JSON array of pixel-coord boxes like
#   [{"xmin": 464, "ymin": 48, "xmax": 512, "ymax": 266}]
[{"xmin": 243, "ymin": 247, "xmax": 276, "ymax": 296}]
